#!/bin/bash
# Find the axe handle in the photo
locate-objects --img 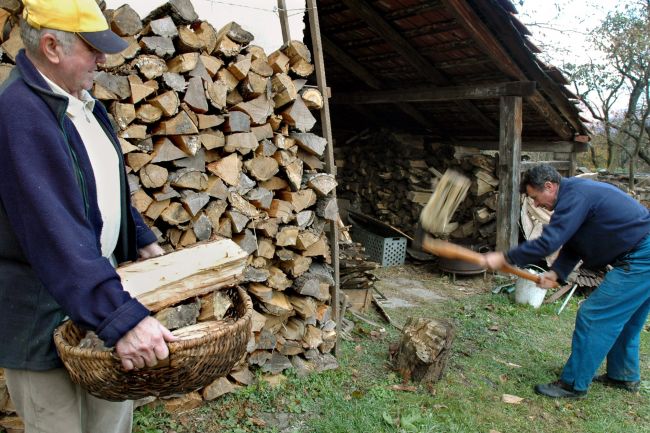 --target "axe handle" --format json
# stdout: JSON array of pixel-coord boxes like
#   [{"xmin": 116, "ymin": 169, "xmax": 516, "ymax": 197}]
[{"xmin": 421, "ymin": 237, "xmax": 547, "ymax": 285}]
